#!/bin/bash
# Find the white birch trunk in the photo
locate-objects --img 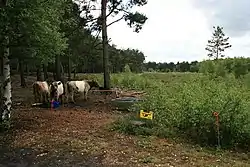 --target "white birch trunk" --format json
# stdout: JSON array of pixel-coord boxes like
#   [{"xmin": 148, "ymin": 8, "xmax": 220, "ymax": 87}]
[{"xmin": 1, "ymin": 36, "xmax": 12, "ymax": 121}]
